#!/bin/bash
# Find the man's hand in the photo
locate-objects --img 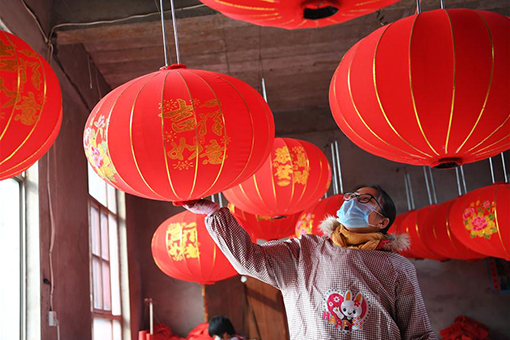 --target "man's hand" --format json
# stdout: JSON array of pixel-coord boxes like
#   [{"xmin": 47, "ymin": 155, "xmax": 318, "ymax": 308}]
[{"xmin": 175, "ymin": 199, "xmax": 220, "ymax": 216}]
